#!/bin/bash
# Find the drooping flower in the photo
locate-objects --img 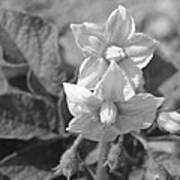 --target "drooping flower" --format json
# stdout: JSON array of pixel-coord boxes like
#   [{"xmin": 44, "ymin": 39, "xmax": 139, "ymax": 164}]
[
  {"xmin": 63, "ymin": 63, "xmax": 164, "ymax": 142},
  {"xmin": 71, "ymin": 5, "xmax": 159, "ymax": 90}
]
